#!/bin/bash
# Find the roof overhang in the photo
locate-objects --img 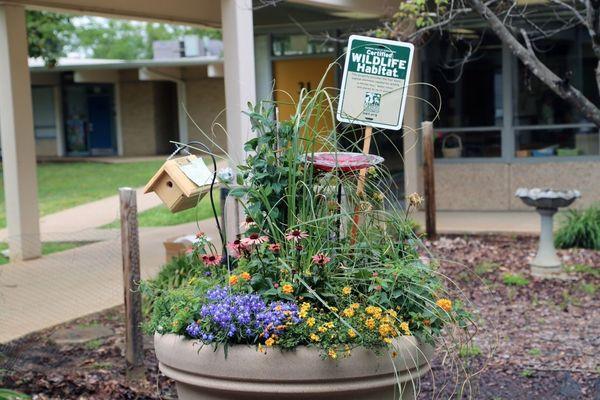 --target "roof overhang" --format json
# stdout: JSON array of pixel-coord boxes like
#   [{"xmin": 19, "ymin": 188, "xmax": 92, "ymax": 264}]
[{"xmin": 3, "ymin": 0, "xmax": 392, "ymax": 27}]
